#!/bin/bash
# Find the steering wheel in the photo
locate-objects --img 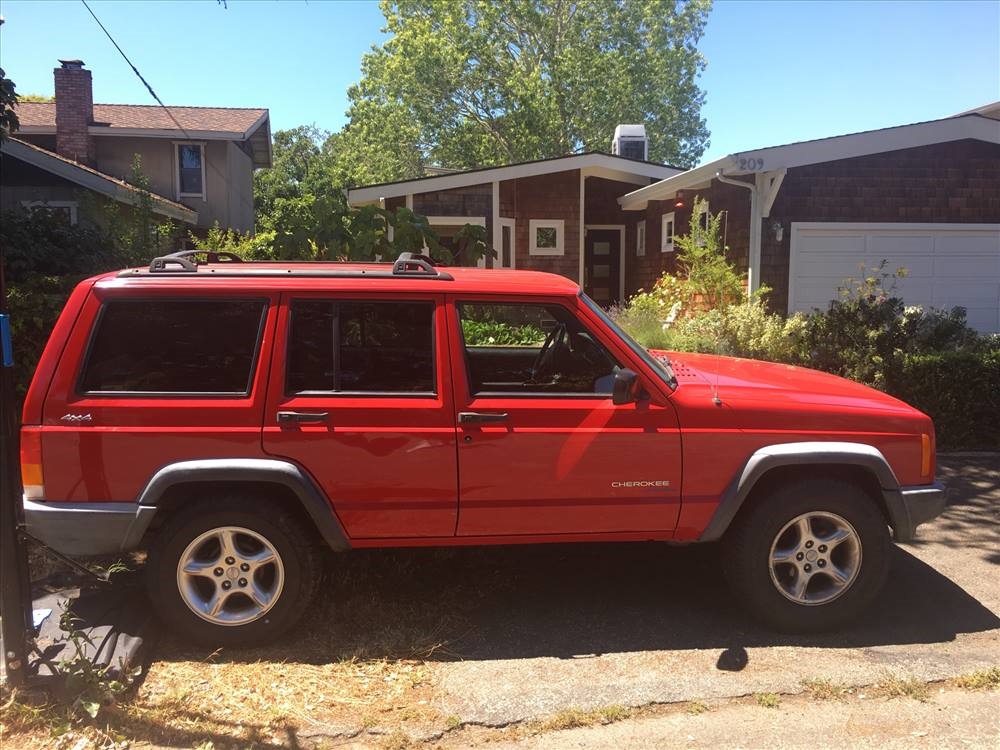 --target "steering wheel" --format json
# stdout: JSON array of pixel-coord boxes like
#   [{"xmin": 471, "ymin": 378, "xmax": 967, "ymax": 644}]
[{"xmin": 529, "ymin": 323, "xmax": 567, "ymax": 383}]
